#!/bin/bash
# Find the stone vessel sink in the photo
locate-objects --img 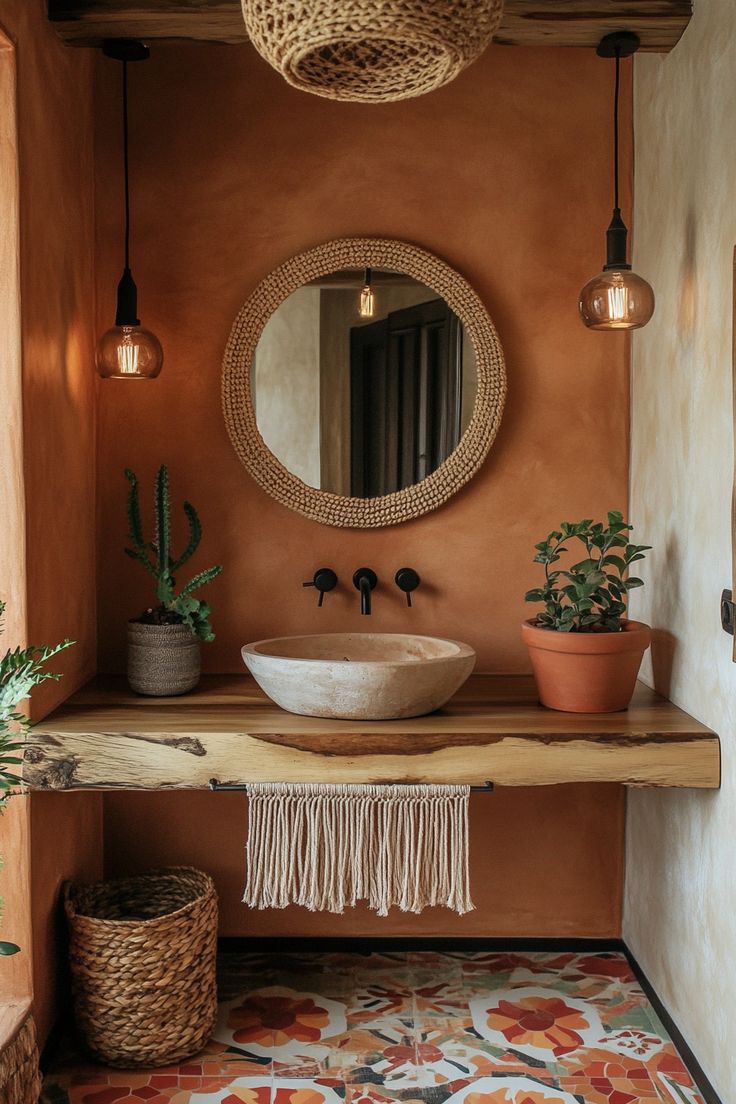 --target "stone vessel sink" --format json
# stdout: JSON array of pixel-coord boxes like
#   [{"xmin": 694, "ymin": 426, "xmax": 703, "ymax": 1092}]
[{"xmin": 241, "ymin": 633, "xmax": 476, "ymax": 720}]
